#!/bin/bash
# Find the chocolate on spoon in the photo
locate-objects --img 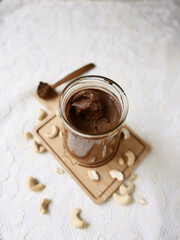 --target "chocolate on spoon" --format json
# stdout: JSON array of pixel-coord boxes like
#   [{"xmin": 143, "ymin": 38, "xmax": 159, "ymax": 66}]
[{"xmin": 37, "ymin": 63, "xmax": 95, "ymax": 99}]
